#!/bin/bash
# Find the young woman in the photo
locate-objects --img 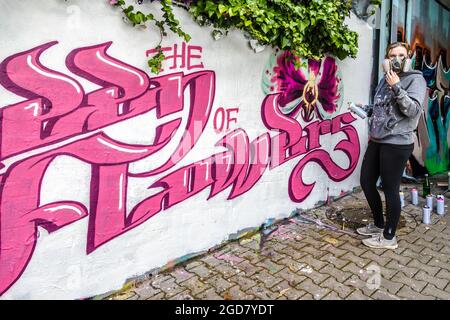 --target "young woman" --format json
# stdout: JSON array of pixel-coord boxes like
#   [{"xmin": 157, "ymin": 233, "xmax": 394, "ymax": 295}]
[{"xmin": 355, "ymin": 42, "xmax": 427, "ymax": 249}]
